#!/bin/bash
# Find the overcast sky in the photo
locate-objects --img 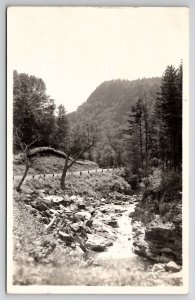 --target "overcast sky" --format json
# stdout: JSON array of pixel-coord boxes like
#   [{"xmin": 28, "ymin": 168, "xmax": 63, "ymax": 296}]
[{"xmin": 8, "ymin": 7, "xmax": 189, "ymax": 112}]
